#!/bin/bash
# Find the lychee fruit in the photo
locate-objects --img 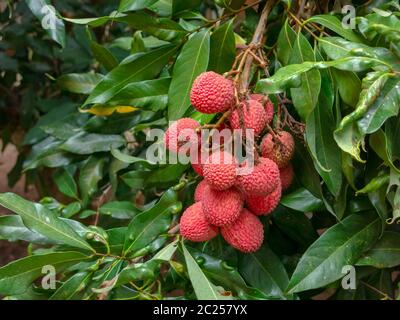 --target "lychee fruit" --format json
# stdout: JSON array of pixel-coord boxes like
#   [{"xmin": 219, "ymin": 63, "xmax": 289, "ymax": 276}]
[
  {"xmin": 260, "ymin": 131, "xmax": 295, "ymax": 168},
  {"xmin": 237, "ymin": 157, "xmax": 280, "ymax": 196},
  {"xmin": 250, "ymin": 94, "xmax": 274, "ymax": 124},
  {"xmin": 194, "ymin": 180, "xmax": 209, "ymax": 202},
  {"xmin": 280, "ymin": 164, "xmax": 294, "ymax": 191},
  {"xmin": 202, "ymin": 187, "xmax": 243, "ymax": 226},
  {"xmin": 180, "ymin": 202, "xmax": 218, "ymax": 242},
  {"xmin": 190, "ymin": 72, "xmax": 235, "ymax": 114},
  {"xmin": 164, "ymin": 118, "xmax": 200, "ymax": 154},
  {"xmin": 221, "ymin": 209, "xmax": 264, "ymax": 253},
  {"xmin": 203, "ymin": 150, "xmax": 237, "ymax": 190},
  {"xmin": 246, "ymin": 182, "xmax": 282, "ymax": 216},
  {"xmin": 229, "ymin": 100, "xmax": 267, "ymax": 136}
]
